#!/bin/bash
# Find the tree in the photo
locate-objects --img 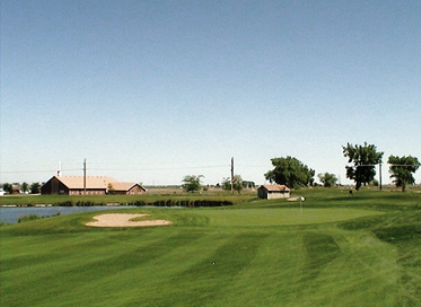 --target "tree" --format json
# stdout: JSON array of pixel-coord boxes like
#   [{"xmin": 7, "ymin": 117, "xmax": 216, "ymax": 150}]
[
  {"xmin": 242, "ymin": 181, "xmax": 255, "ymax": 188},
  {"xmin": 30, "ymin": 182, "xmax": 41, "ymax": 194},
  {"xmin": 221, "ymin": 177, "xmax": 231, "ymax": 191},
  {"xmin": 222, "ymin": 175, "xmax": 244, "ymax": 193},
  {"xmin": 264, "ymin": 156, "xmax": 315, "ymax": 189},
  {"xmin": 388, "ymin": 155, "xmax": 420, "ymax": 192},
  {"xmin": 21, "ymin": 182, "xmax": 29, "ymax": 194},
  {"xmin": 2, "ymin": 183, "xmax": 13, "ymax": 194},
  {"xmin": 342, "ymin": 142, "xmax": 383, "ymax": 190},
  {"xmin": 232, "ymin": 175, "xmax": 244, "ymax": 193},
  {"xmin": 318, "ymin": 172, "xmax": 338, "ymax": 187},
  {"xmin": 182, "ymin": 175, "xmax": 203, "ymax": 193}
]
